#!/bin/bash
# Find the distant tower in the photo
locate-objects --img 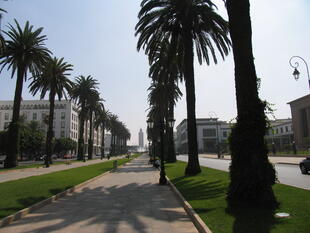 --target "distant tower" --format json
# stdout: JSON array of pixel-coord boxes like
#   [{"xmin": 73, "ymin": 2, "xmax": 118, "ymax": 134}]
[{"xmin": 139, "ymin": 129, "xmax": 144, "ymax": 148}]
